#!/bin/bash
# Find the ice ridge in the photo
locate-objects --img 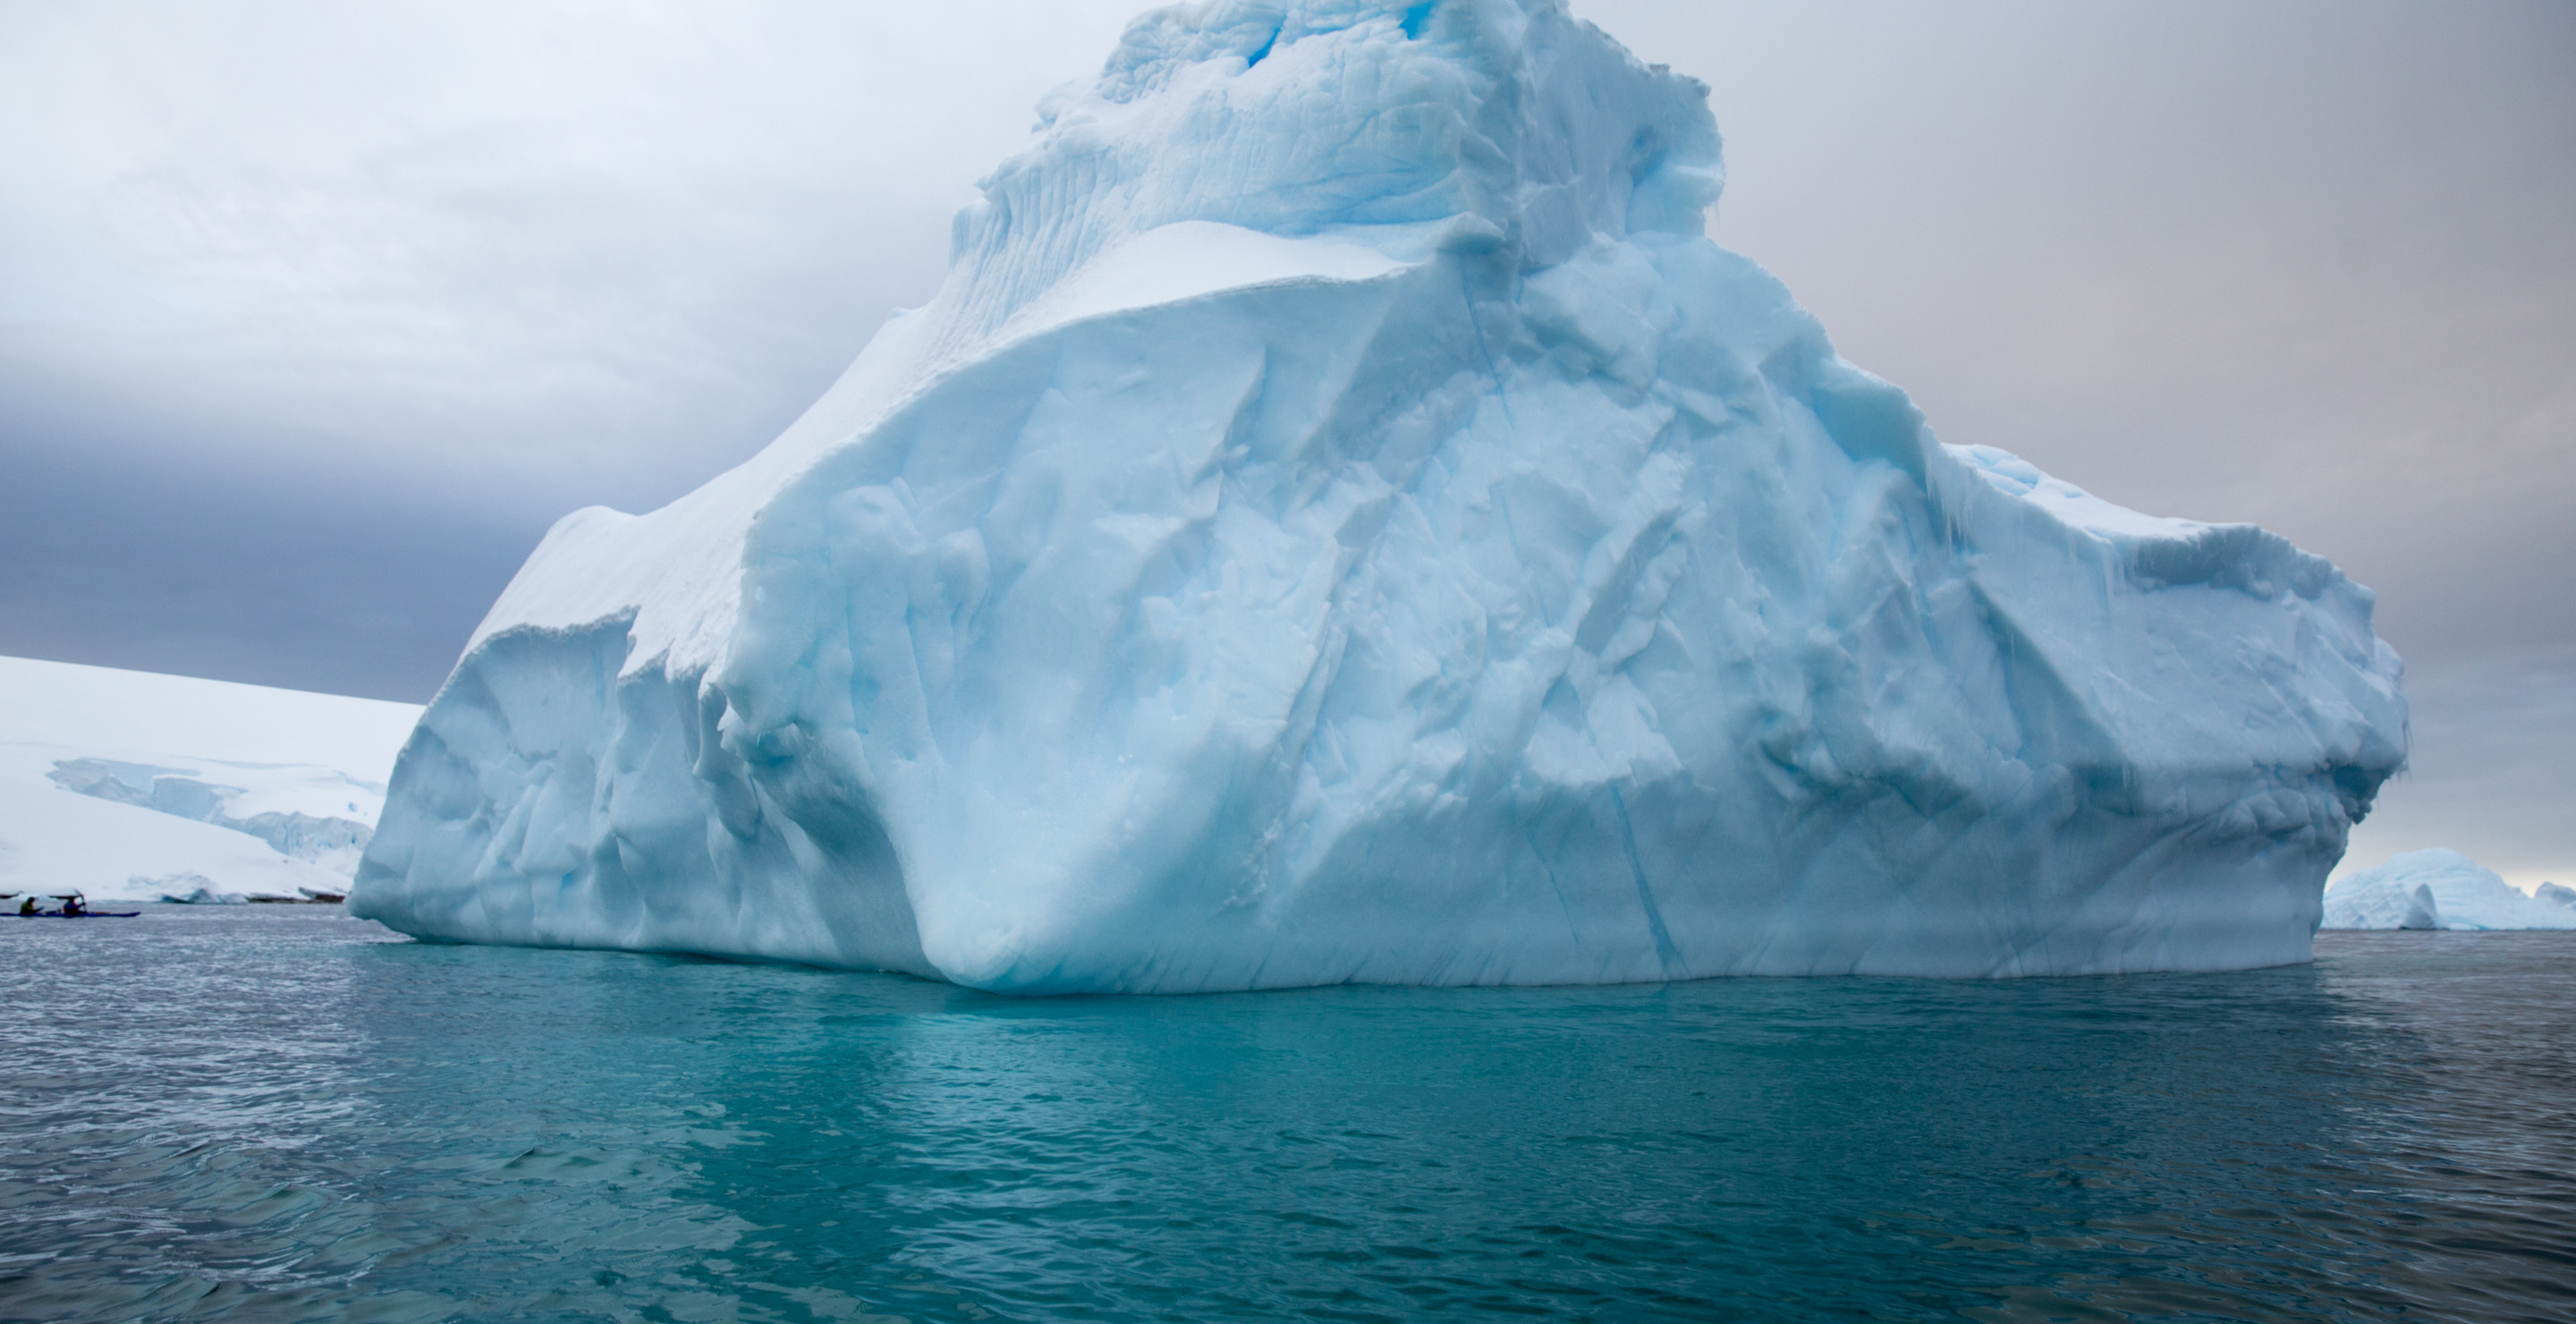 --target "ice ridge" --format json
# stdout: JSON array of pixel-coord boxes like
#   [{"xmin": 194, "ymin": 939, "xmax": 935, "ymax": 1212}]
[{"xmin": 352, "ymin": 0, "xmax": 2408, "ymax": 989}]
